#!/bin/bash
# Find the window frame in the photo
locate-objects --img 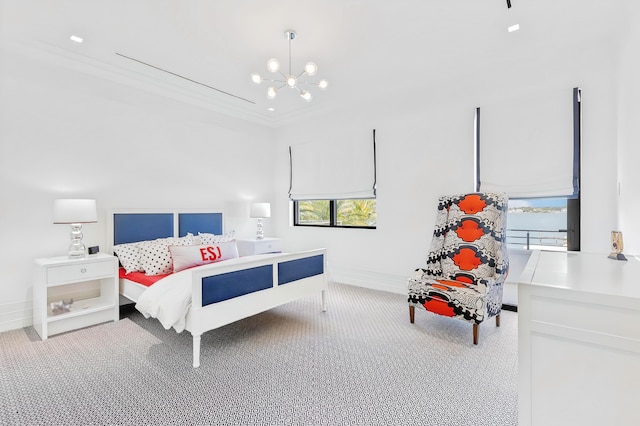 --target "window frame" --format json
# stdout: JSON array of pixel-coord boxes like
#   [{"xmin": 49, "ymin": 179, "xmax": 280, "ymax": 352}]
[{"xmin": 293, "ymin": 199, "xmax": 377, "ymax": 229}]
